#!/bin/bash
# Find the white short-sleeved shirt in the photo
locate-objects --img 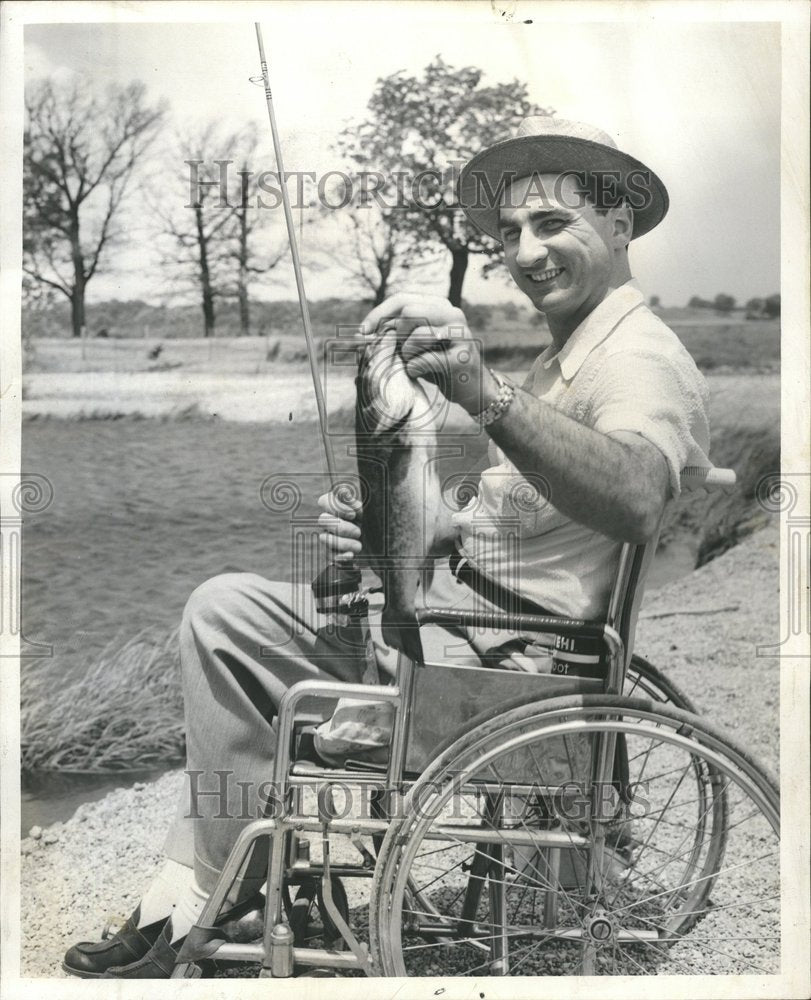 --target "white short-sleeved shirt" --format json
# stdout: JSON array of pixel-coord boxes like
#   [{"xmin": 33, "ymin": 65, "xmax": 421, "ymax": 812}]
[{"xmin": 451, "ymin": 279, "xmax": 711, "ymax": 619}]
